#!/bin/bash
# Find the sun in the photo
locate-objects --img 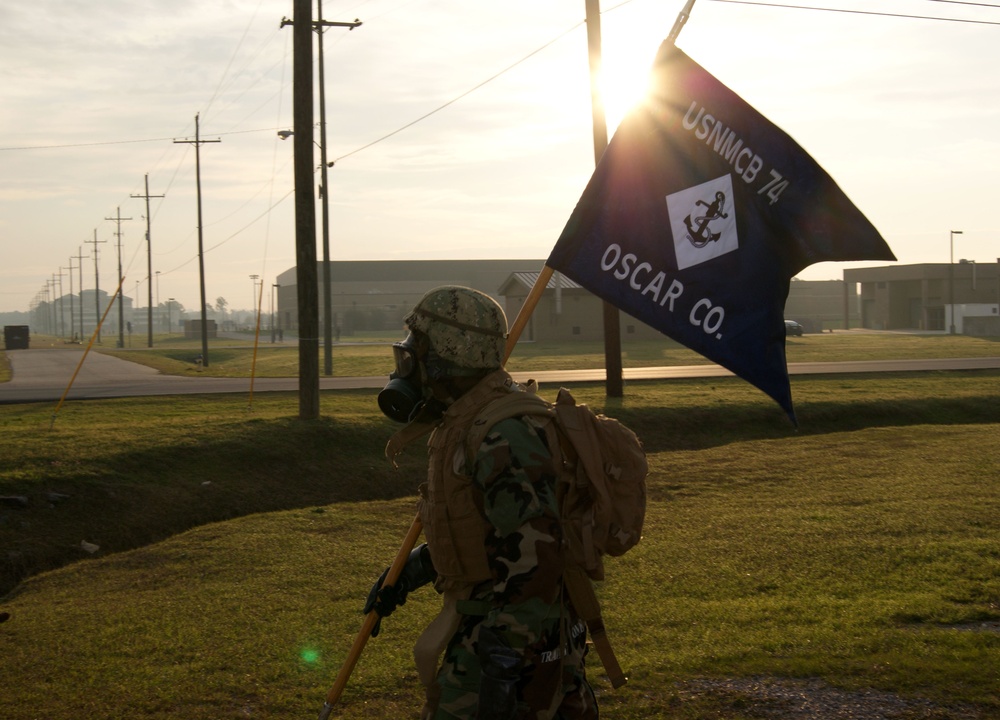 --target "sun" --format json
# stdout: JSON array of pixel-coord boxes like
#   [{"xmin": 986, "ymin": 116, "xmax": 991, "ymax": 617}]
[{"xmin": 595, "ymin": 26, "xmax": 662, "ymax": 134}]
